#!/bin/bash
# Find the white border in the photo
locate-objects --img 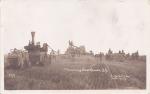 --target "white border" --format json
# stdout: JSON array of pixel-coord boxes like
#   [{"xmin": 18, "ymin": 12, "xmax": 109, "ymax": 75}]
[
  {"xmin": 0, "ymin": 0, "xmax": 150, "ymax": 94},
  {"xmin": 0, "ymin": 27, "xmax": 4, "ymax": 93}
]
